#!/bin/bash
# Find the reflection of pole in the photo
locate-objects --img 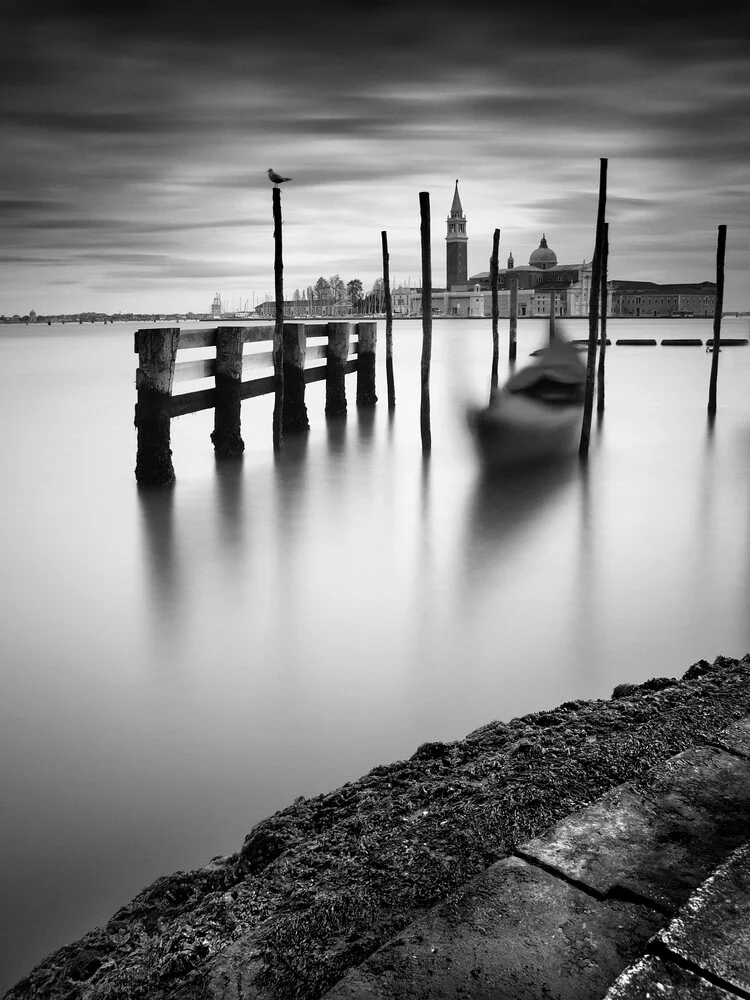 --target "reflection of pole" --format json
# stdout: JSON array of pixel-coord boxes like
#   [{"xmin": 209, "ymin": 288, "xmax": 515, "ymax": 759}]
[
  {"xmin": 382, "ymin": 230, "xmax": 396, "ymax": 408},
  {"xmin": 490, "ymin": 228, "xmax": 500, "ymax": 393},
  {"xmin": 509, "ymin": 276, "xmax": 518, "ymax": 363},
  {"xmin": 419, "ymin": 192, "xmax": 432, "ymax": 454},
  {"xmin": 579, "ymin": 157, "xmax": 608, "ymax": 459},
  {"xmin": 272, "ymin": 187, "xmax": 284, "ymax": 451},
  {"xmin": 549, "ymin": 291, "xmax": 556, "ymax": 344},
  {"xmin": 596, "ymin": 222, "xmax": 609, "ymax": 414},
  {"xmin": 707, "ymin": 224, "xmax": 727, "ymax": 415}
]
